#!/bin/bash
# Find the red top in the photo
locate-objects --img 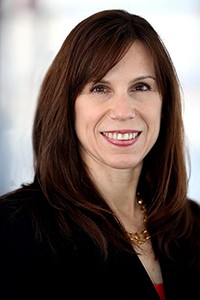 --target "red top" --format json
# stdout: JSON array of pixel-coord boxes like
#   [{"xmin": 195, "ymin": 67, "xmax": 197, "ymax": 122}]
[{"xmin": 154, "ymin": 283, "xmax": 165, "ymax": 300}]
